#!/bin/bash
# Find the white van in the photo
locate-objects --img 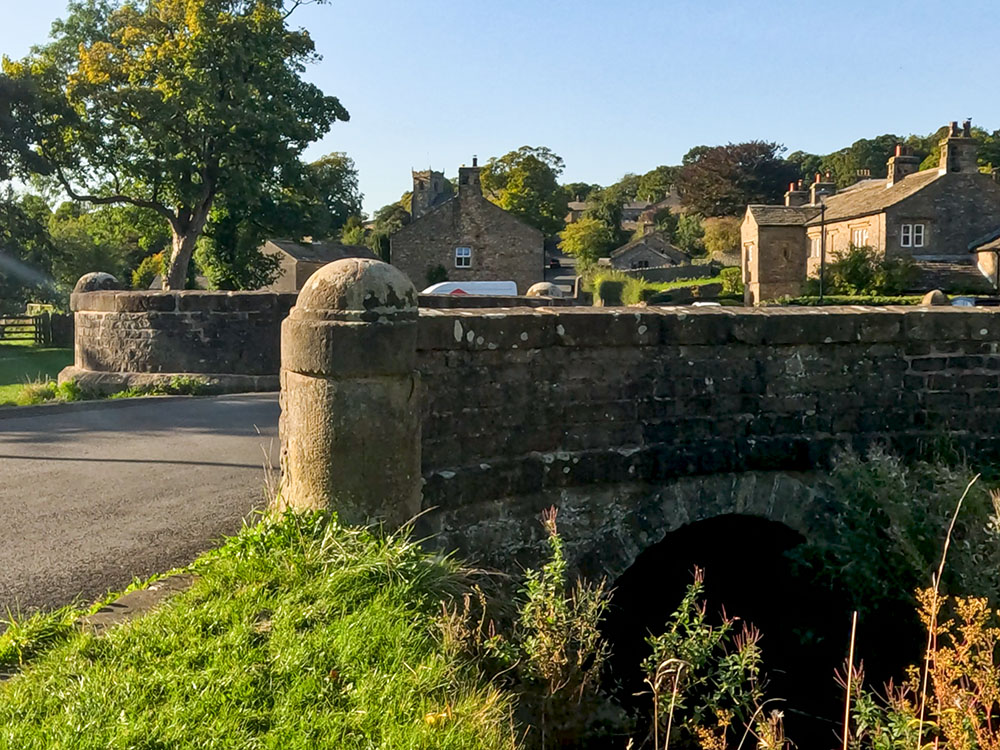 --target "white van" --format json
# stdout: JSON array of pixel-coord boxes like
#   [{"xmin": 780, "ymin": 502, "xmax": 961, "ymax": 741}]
[{"xmin": 421, "ymin": 281, "xmax": 518, "ymax": 296}]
